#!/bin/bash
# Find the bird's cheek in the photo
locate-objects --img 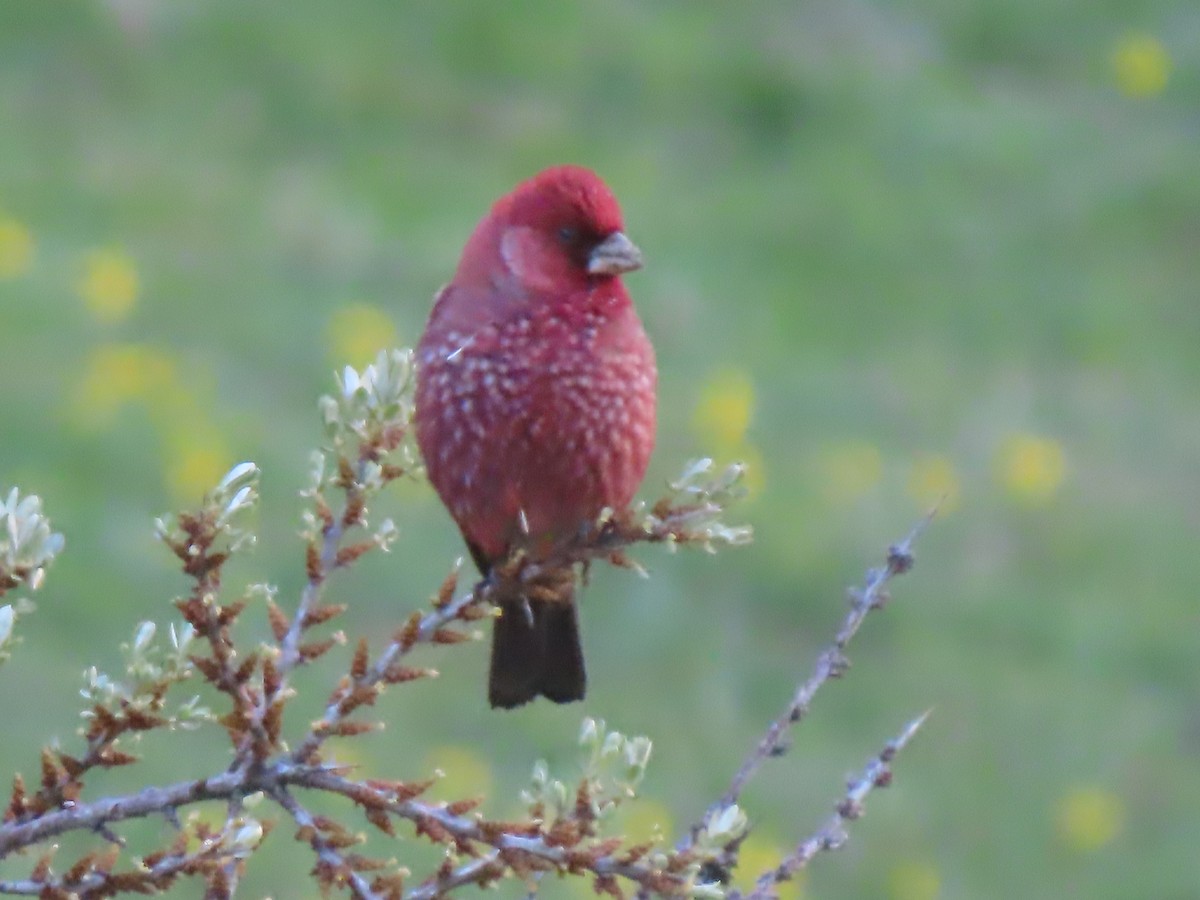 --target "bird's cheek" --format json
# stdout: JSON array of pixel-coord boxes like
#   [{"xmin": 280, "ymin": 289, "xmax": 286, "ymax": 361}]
[{"xmin": 500, "ymin": 226, "xmax": 570, "ymax": 293}]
